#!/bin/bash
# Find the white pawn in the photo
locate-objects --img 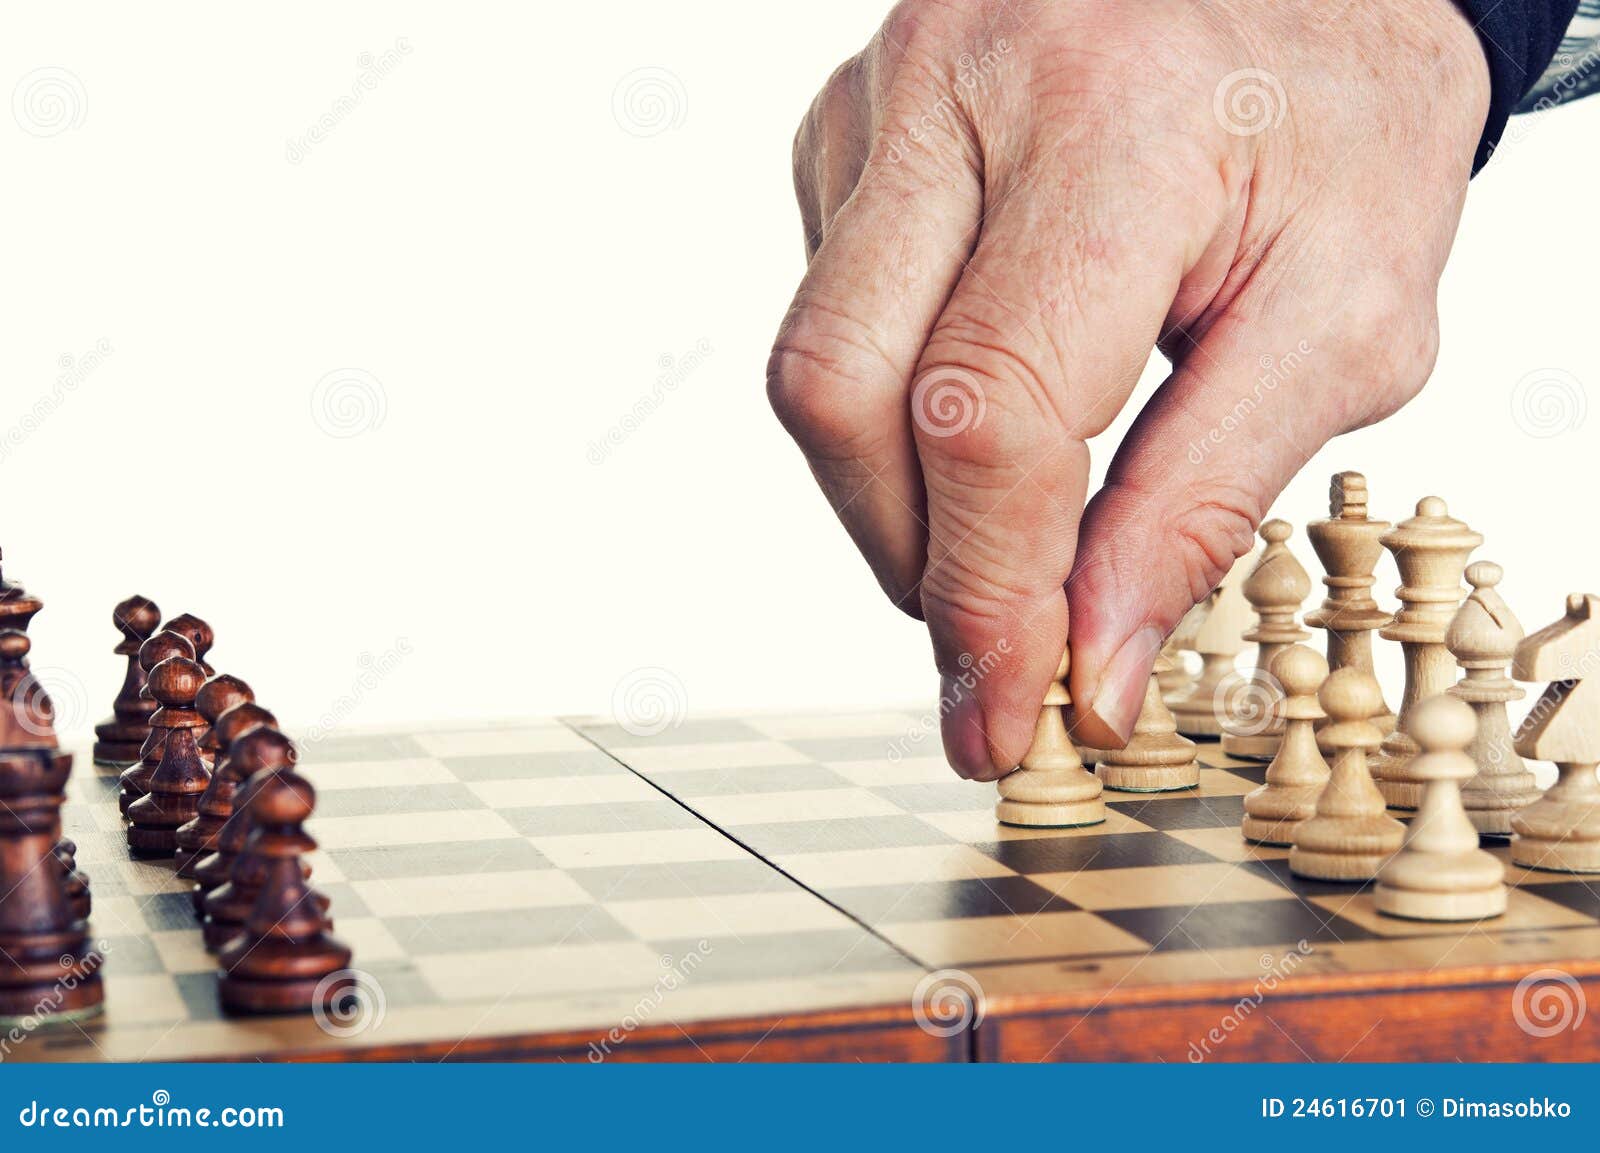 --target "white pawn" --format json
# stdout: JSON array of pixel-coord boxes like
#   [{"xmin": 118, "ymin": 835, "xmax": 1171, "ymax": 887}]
[
  {"xmin": 1375, "ymin": 694, "xmax": 1507, "ymax": 921},
  {"xmin": 1241, "ymin": 645, "xmax": 1329, "ymax": 847},
  {"xmin": 1446, "ymin": 561, "xmax": 1541, "ymax": 838},
  {"xmin": 996, "ymin": 650, "xmax": 1105, "ymax": 828},
  {"xmin": 1288, "ymin": 667, "xmax": 1405, "ymax": 881}
]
